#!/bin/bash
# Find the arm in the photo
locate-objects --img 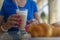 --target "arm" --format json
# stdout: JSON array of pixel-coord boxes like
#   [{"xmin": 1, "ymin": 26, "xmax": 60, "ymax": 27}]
[
  {"xmin": 0, "ymin": 0, "xmax": 5, "ymax": 32},
  {"xmin": 0, "ymin": 16, "xmax": 4, "ymax": 33},
  {"xmin": 0, "ymin": 0, "xmax": 16, "ymax": 33},
  {"xmin": 0, "ymin": 0, "xmax": 8, "ymax": 32},
  {"xmin": 0, "ymin": 20, "xmax": 9, "ymax": 33},
  {"xmin": 34, "ymin": 12, "xmax": 40, "ymax": 23},
  {"xmin": 33, "ymin": 1, "xmax": 40, "ymax": 23}
]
